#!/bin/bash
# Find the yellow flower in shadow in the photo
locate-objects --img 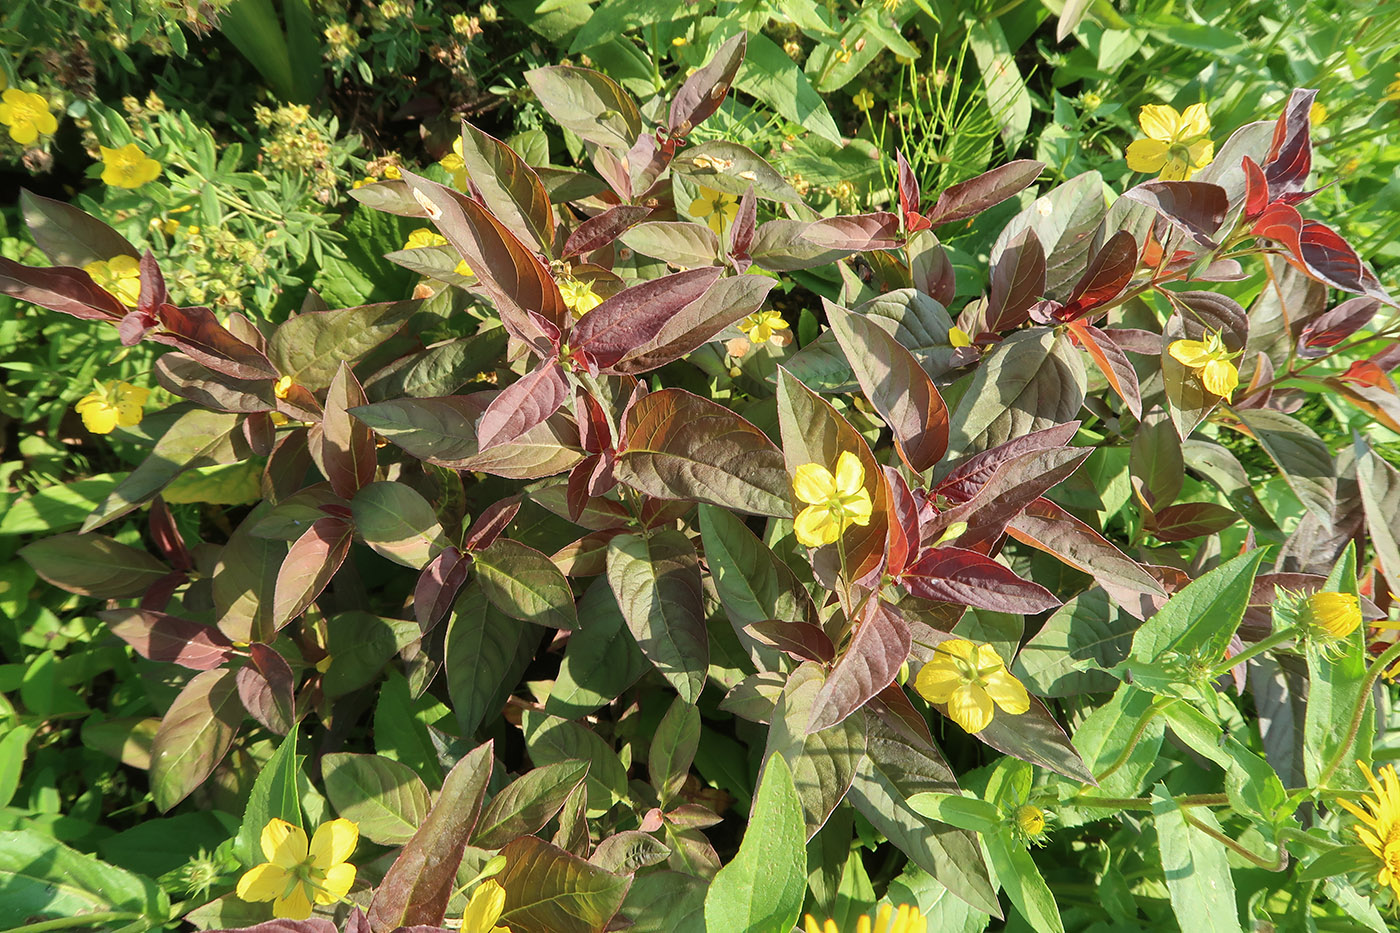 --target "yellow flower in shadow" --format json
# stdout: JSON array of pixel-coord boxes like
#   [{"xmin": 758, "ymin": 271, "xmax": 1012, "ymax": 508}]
[
  {"xmin": 85, "ymin": 255, "xmax": 142, "ymax": 308},
  {"xmin": 75, "ymin": 381, "xmax": 148, "ymax": 434}
]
